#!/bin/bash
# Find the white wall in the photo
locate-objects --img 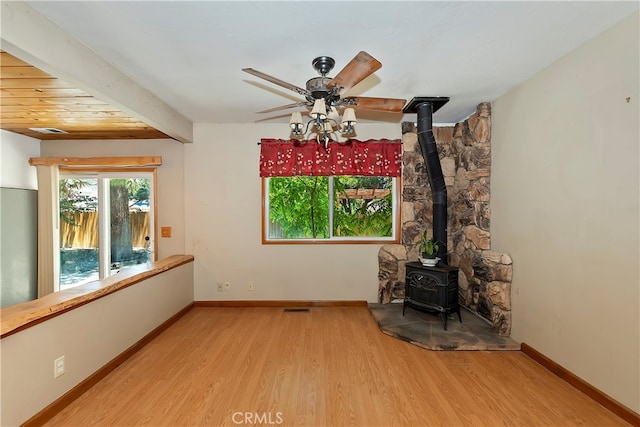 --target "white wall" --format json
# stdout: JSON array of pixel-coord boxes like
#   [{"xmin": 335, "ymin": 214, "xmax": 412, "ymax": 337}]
[
  {"xmin": 0, "ymin": 130, "xmax": 40, "ymax": 189},
  {"xmin": 40, "ymin": 139, "xmax": 186, "ymax": 259},
  {"xmin": 491, "ymin": 12, "xmax": 639, "ymax": 412},
  {"xmin": 0, "ymin": 261, "xmax": 194, "ymax": 426},
  {"xmin": 186, "ymin": 123, "xmax": 402, "ymax": 302}
]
